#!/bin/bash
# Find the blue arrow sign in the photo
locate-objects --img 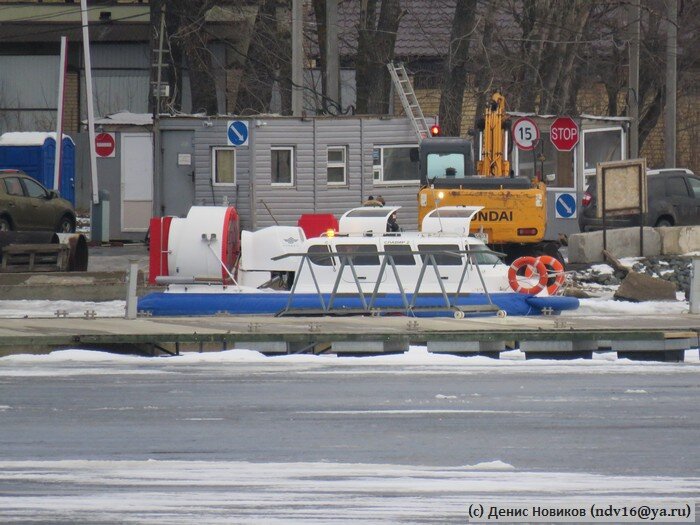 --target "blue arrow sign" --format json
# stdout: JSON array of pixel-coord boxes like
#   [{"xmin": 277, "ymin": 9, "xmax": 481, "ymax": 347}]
[
  {"xmin": 227, "ymin": 120, "xmax": 249, "ymax": 146},
  {"xmin": 555, "ymin": 193, "xmax": 577, "ymax": 219}
]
